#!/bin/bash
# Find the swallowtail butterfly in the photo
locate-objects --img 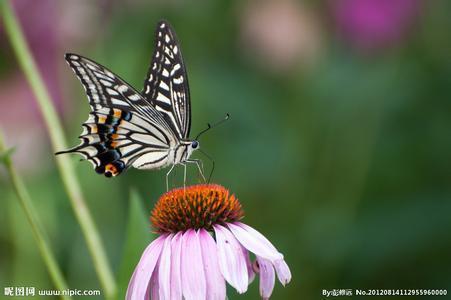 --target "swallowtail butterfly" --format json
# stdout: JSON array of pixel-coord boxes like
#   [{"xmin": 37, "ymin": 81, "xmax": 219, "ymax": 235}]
[{"xmin": 57, "ymin": 21, "xmax": 207, "ymax": 187}]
